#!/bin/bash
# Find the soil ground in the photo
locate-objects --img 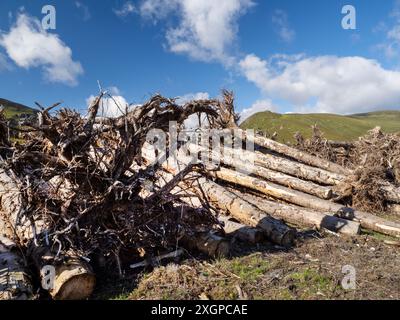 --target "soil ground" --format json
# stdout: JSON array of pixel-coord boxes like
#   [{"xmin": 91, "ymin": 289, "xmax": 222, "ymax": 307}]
[{"xmin": 93, "ymin": 229, "xmax": 400, "ymax": 300}]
